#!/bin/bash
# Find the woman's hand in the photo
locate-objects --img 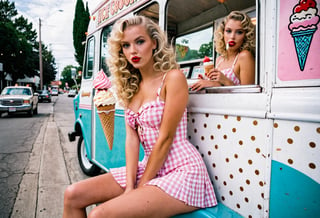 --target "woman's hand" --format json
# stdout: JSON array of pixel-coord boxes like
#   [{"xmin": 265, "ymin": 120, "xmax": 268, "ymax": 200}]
[
  {"xmin": 190, "ymin": 79, "xmax": 220, "ymax": 91},
  {"xmin": 206, "ymin": 69, "xmax": 233, "ymax": 86}
]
